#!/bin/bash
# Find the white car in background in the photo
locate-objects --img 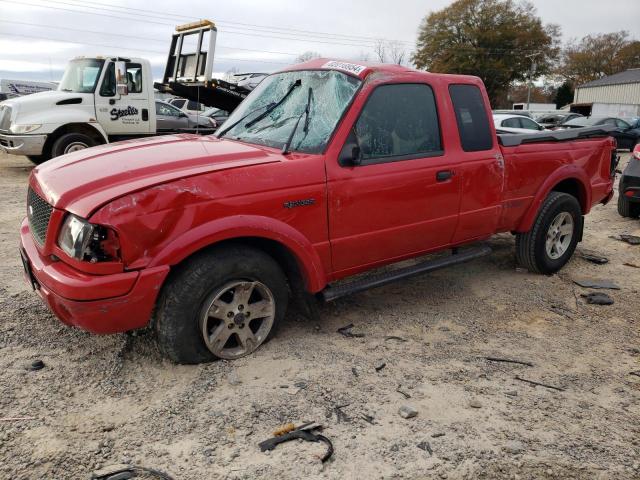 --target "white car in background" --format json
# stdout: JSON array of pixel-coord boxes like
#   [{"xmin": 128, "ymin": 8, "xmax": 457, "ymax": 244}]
[
  {"xmin": 493, "ymin": 114, "xmax": 545, "ymax": 134},
  {"xmin": 167, "ymin": 97, "xmax": 207, "ymax": 116}
]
